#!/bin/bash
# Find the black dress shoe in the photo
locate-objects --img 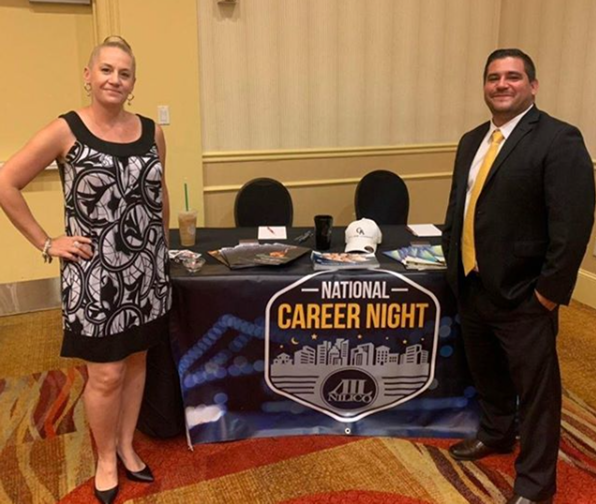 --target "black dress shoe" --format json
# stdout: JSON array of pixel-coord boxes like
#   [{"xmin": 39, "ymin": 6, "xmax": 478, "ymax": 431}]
[
  {"xmin": 506, "ymin": 494, "xmax": 553, "ymax": 504},
  {"xmin": 94, "ymin": 484, "xmax": 119, "ymax": 504},
  {"xmin": 448, "ymin": 439, "xmax": 514, "ymax": 461},
  {"xmin": 117, "ymin": 454, "xmax": 154, "ymax": 483},
  {"xmin": 124, "ymin": 464, "xmax": 154, "ymax": 483}
]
